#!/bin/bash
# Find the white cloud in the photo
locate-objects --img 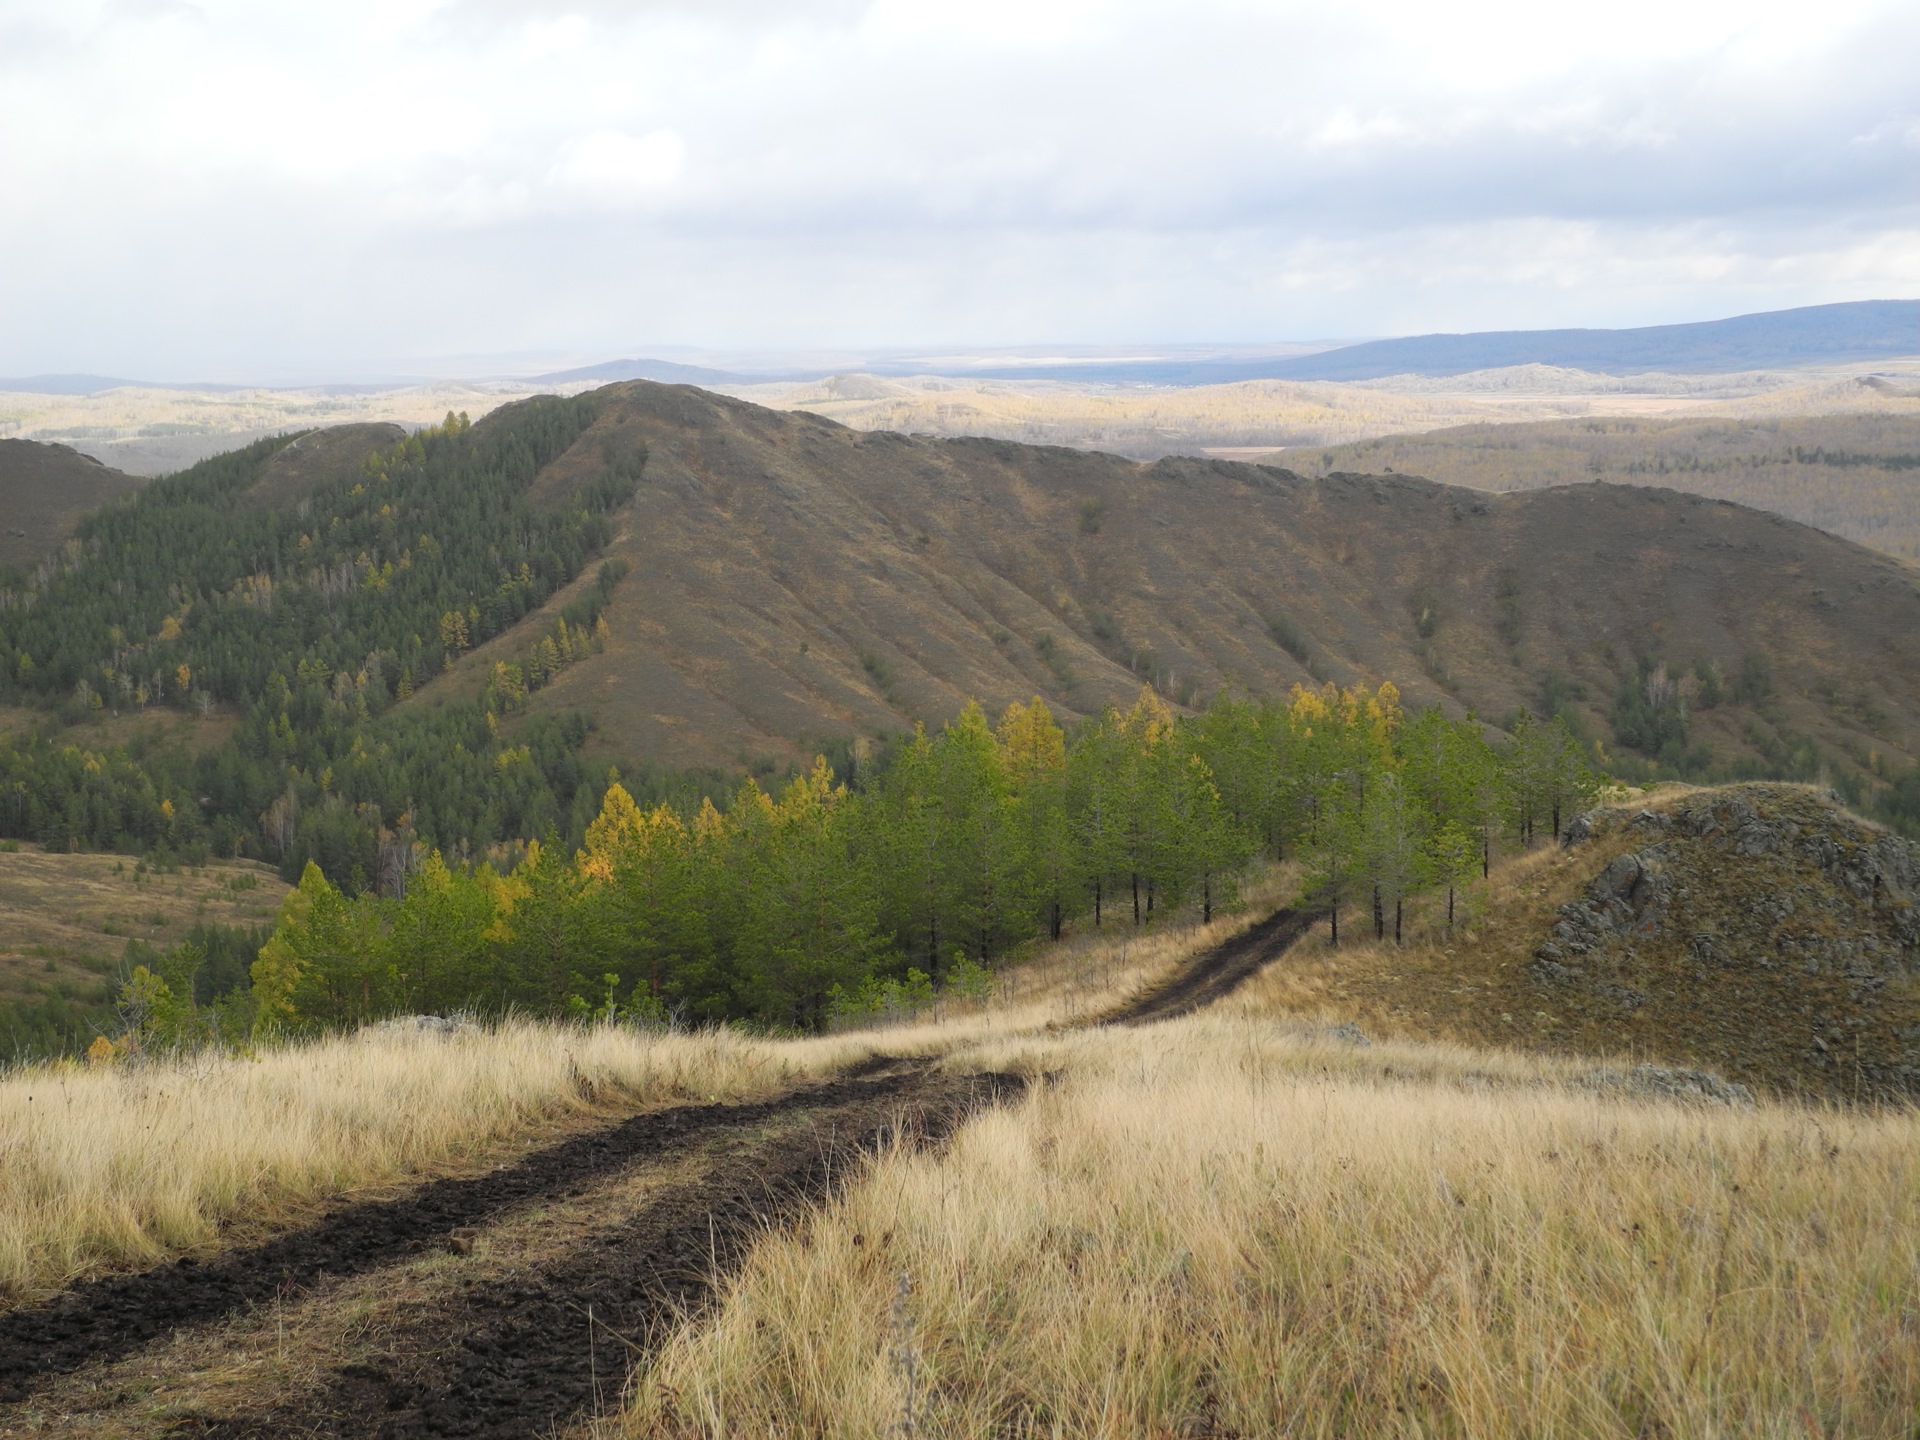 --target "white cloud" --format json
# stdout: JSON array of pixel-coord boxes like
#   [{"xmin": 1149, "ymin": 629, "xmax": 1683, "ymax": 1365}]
[
  {"xmin": 549, "ymin": 130, "xmax": 686, "ymax": 208},
  {"xmin": 0, "ymin": 0, "xmax": 1913, "ymax": 376}
]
